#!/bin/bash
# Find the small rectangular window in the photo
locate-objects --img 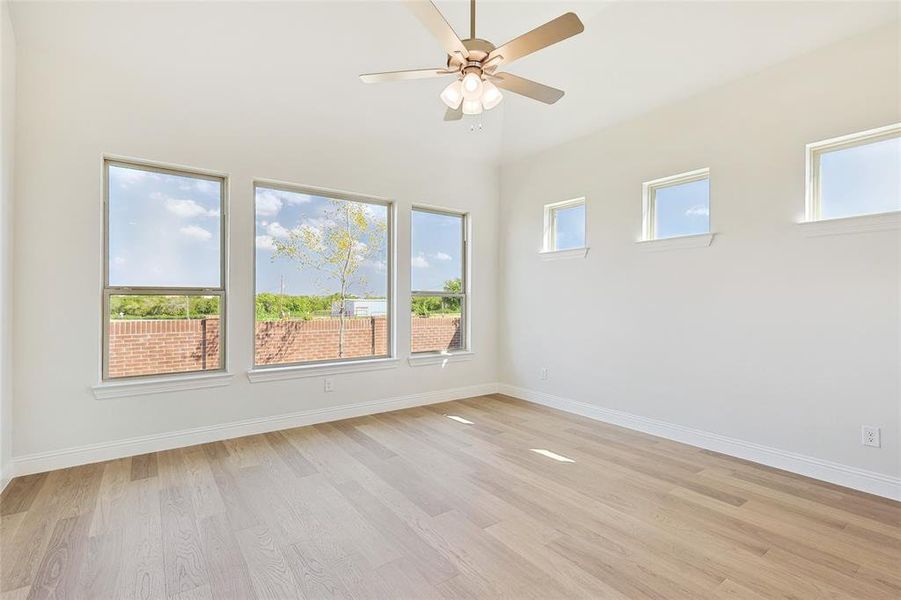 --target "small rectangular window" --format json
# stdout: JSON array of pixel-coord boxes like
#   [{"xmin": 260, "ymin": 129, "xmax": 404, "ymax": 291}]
[
  {"xmin": 642, "ymin": 168, "xmax": 710, "ymax": 240},
  {"xmin": 411, "ymin": 208, "xmax": 467, "ymax": 354},
  {"xmin": 254, "ymin": 183, "xmax": 392, "ymax": 367},
  {"xmin": 103, "ymin": 160, "xmax": 226, "ymax": 380},
  {"xmin": 806, "ymin": 124, "xmax": 900, "ymax": 221},
  {"xmin": 543, "ymin": 198, "xmax": 586, "ymax": 252}
]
